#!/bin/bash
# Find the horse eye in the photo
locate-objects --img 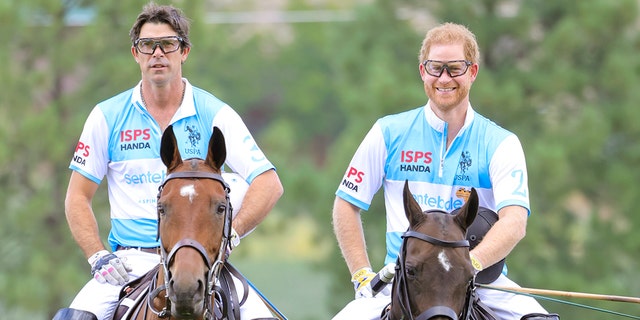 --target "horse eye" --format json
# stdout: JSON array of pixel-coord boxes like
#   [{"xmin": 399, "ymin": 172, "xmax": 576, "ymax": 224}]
[
  {"xmin": 216, "ymin": 204, "xmax": 226, "ymax": 215},
  {"xmin": 157, "ymin": 203, "xmax": 166, "ymax": 216},
  {"xmin": 405, "ymin": 266, "xmax": 417, "ymax": 279}
]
